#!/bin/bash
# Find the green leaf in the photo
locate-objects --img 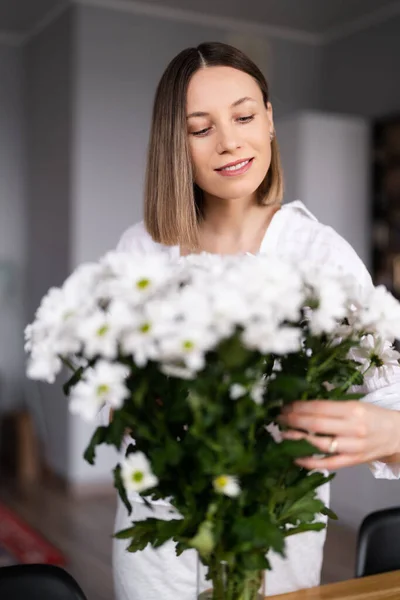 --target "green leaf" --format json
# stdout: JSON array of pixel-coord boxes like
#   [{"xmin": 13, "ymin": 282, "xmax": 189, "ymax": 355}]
[
  {"xmin": 284, "ymin": 472, "xmax": 334, "ymax": 504},
  {"xmin": 189, "ymin": 520, "xmax": 215, "ymax": 558},
  {"xmin": 63, "ymin": 366, "xmax": 85, "ymax": 396},
  {"xmin": 83, "ymin": 417, "xmax": 128, "ymax": 465},
  {"xmin": 164, "ymin": 438, "xmax": 184, "ymax": 466},
  {"xmin": 278, "ymin": 439, "xmax": 320, "ymax": 458},
  {"xmin": 83, "ymin": 426, "xmax": 108, "ymax": 465},
  {"xmin": 124, "ymin": 518, "xmax": 185, "ymax": 552},
  {"xmin": 113, "ymin": 464, "xmax": 132, "ymax": 515},
  {"xmin": 280, "ymin": 496, "xmax": 325, "ymax": 524},
  {"xmin": 285, "ymin": 522, "xmax": 326, "ymax": 537},
  {"xmin": 218, "ymin": 335, "xmax": 251, "ymax": 369},
  {"xmin": 334, "ymin": 392, "xmax": 364, "ymax": 401},
  {"xmin": 268, "ymin": 375, "xmax": 310, "ymax": 403},
  {"xmin": 321, "ymin": 506, "xmax": 338, "ymax": 520},
  {"xmin": 114, "ymin": 526, "xmax": 136, "ymax": 540},
  {"xmin": 132, "ymin": 378, "xmax": 148, "ymax": 408},
  {"xmin": 108, "ymin": 415, "xmax": 127, "ymax": 451},
  {"xmin": 241, "ymin": 552, "xmax": 271, "ymax": 571},
  {"xmin": 232, "ymin": 515, "xmax": 284, "ymax": 555}
]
